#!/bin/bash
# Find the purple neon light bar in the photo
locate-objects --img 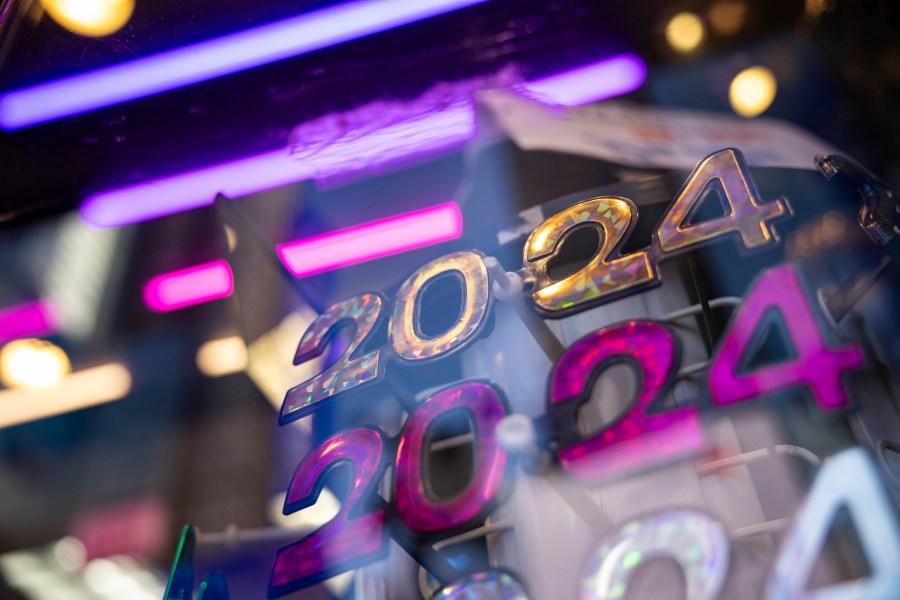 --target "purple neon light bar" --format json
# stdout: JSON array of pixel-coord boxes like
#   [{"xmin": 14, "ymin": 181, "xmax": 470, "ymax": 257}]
[
  {"xmin": 143, "ymin": 204, "xmax": 461, "ymax": 311},
  {"xmin": 522, "ymin": 53, "xmax": 647, "ymax": 106},
  {"xmin": 79, "ymin": 53, "xmax": 646, "ymax": 228},
  {"xmin": 0, "ymin": 0, "xmax": 488, "ymax": 130},
  {"xmin": 80, "ymin": 96, "xmax": 476, "ymax": 227}
]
